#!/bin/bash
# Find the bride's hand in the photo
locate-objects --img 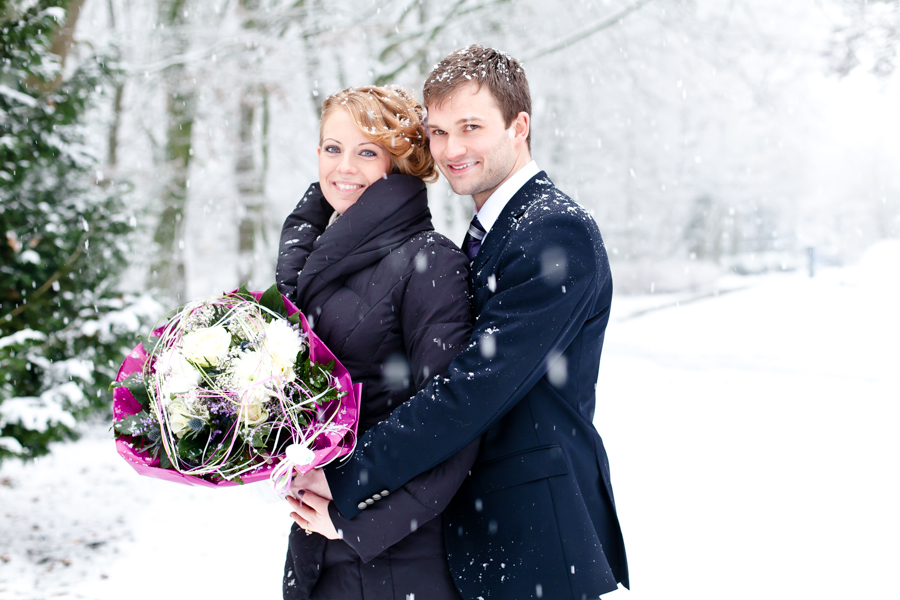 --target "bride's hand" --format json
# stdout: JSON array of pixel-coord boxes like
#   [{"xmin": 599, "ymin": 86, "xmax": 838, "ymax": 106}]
[
  {"xmin": 287, "ymin": 491, "xmax": 340, "ymax": 540},
  {"xmin": 289, "ymin": 467, "xmax": 333, "ymax": 500}
]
